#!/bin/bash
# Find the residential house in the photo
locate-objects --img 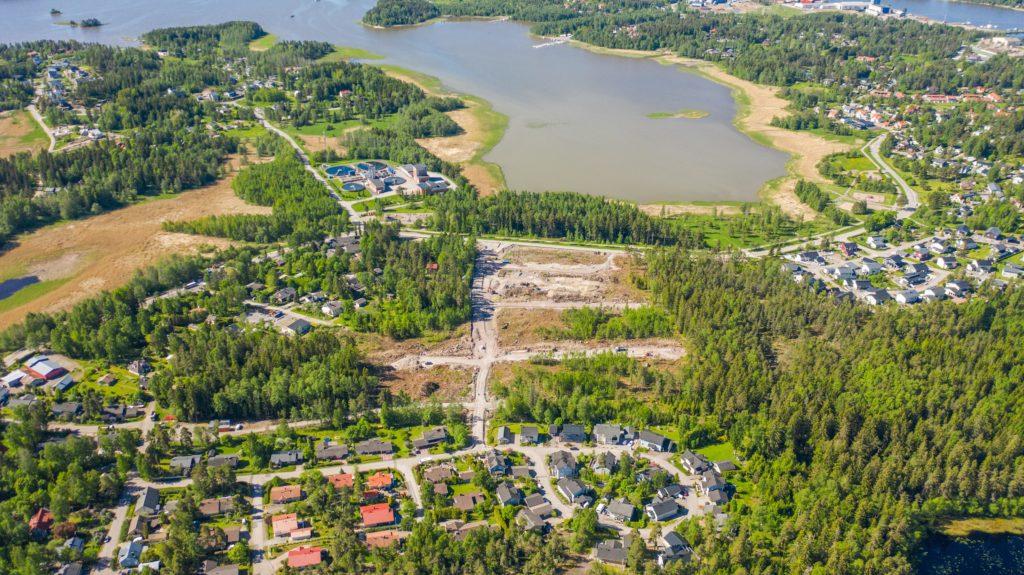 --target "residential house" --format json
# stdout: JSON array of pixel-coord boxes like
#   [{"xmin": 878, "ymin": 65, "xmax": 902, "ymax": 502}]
[
  {"xmin": 945, "ymin": 280, "xmax": 972, "ymax": 298},
  {"xmin": 700, "ymin": 470, "xmax": 727, "ymax": 494},
  {"xmin": 795, "ymin": 251, "xmax": 825, "ymax": 264},
  {"xmin": 271, "ymin": 287, "xmax": 297, "ymax": 304},
  {"xmin": 591, "ymin": 452, "xmax": 618, "ymax": 475},
  {"xmin": 1003, "ymin": 263, "xmax": 1024, "ymax": 279},
  {"xmin": 519, "ymin": 426, "xmax": 540, "ymax": 445},
  {"xmin": 422, "ymin": 465, "xmax": 454, "ymax": 484},
  {"xmin": 921, "ymin": 287, "xmax": 947, "ymax": 301},
  {"xmin": 321, "ymin": 301, "xmax": 344, "ymax": 318},
  {"xmin": 483, "ymin": 450, "xmax": 509, "ymax": 475},
  {"xmin": 272, "ymin": 513, "xmax": 300, "ymax": 537},
  {"xmin": 355, "ymin": 438, "xmax": 393, "ymax": 456},
  {"xmin": 524, "ymin": 493, "xmax": 553, "ymax": 518},
  {"xmin": 287, "ymin": 546, "xmax": 323, "ymax": 570},
  {"xmin": 592, "ymin": 423, "xmax": 625, "ymax": 445},
  {"xmin": 137, "ymin": 487, "xmax": 161, "ymax": 516},
  {"xmin": 605, "ymin": 499, "xmax": 637, "ymax": 522},
  {"xmin": 57, "ymin": 563, "xmax": 83, "ymax": 575},
  {"xmin": 169, "ymin": 454, "xmax": 202, "ymax": 475},
  {"xmin": 328, "ymin": 473, "xmax": 354, "ymax": 490},
  {"xmin": 936, "ymin": 256, "xmax": 958, "ymax": 270},
  {"xmin": 29, "ymin": 508, "xmax": 53, "ymax": 537},
  {"xmin": 968, "ymin": 259, "xmax": 994, "ymax": 274},
  {"xmin": 270, "ymin": 450, "xmax": 303, "ymax": 467},
  {"xmin": 714, "ymin": 461, "xmax": 738, "ymax": 473},
  {"xmin": 199, "ymin": 496, "xmax": 235, "ymax": 517},
  {"xmin": 360, "ymin": 503, "xmax": 396, "ymax": 527},
  {"xmin": 594, "ymin": 538, "xmax": 629, "ymax": 565},
  {"xmin": 314, "ymin": 439, "xmax": 349, "ymax": 461},
  {"xmin": 556, "ymin": 478, "xmax": 587, "ymax": 503},
  {"xmin": 866, "ymin": 236, "xmax": 887, "ymax": 249},
  {"xmin": 208, "ymin": 454, "xmax": 239, "ymax": 469},
  {"xmin": 454, "ymin": 491, "xmax": 487, "ymax": 511},
  {"xmin": 549, "ymin": 451, "xmax": 577, "ymax": 478},
  {"xmin": 50, "ymin": 402, "xmax": 82, "ymax": 420},
  {"xmin": 496, "ymin": 483, "xmax": 522, "ymax": 507},
  {"xmin": 859, "ymin": 258, "xmax": 883, "ymax": 275},
  {"xmin": 985, "ymin": 227, "xmax": 1003, "ymax": 240},
  {"xmin": 367, "ymin": 472, "xmax": 394, "ymax": 490},
  {"xmin": 517, "ymin": 509, "xmax": 547, "ymax": 532},
  {"xmin": 270, "ymin": 485, "xmax": 303, "ymax": 504},
  {"xmin": 365, "ymin": 530, "xmax": 411, "ymax": 549},
  {"xmin": 680, "ymin": 451, "xmax": 710, "ymax": 474},
  {"xmin": 118, "ymin": 538, "xmax": 144, "ymax": 568},
  {"xmin": 411, "ymin": 426, "xmax": 448, "ymax": 450},
  {"xmin": 495, "ymin": 426, "xmax": 514, "ymax": 445},
  {"xmin": 646, "ymin": 499, "xmax": 682, "ymax": 522},
  {"xmin": 658, "ymin": 532, "xmax": 692, "ymax": 567},
  {"xmin": 658, "ymin": 484, "xmax": 685, "ymax": 499},
  {"xmin": 637, "ymin": 430, "xmax": 672, "ymax": 452},
  {"xmin": 838, "ymin": 242, "xmax": 859, "ymax": 257},
  {"xmin": 864, "ymin": 289, "xmax": 892, "ymax": 306},
  {"xmin": 127, "ymin": 358, "xmax": 151, "ymax": 376},
  {"xmin": 883, "ymin": 254, "xmax": 906, "ymax": 270},
  {"xmin": 553, "ymin": 423, "xmax": 586, "ymax": 443},
  {"xmin": 894, "ymin": 290, "xmax": 920, "ymax": 304},
  {"xmin": 282, "ymin": 318, "xmax": 311, "ymax": 336}
]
